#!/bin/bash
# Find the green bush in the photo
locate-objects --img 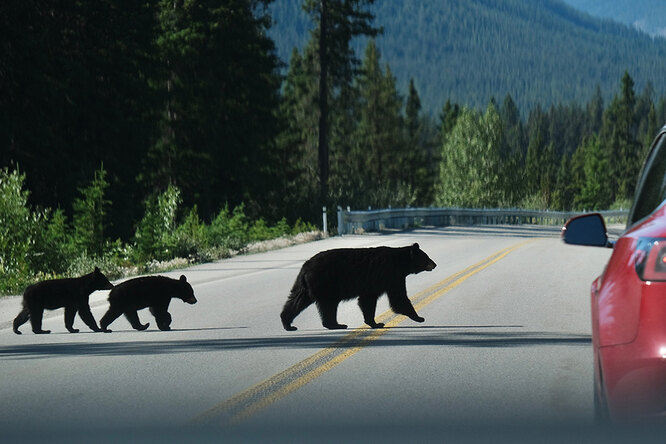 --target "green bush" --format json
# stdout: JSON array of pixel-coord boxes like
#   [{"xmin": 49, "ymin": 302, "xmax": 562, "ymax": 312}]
[
  {"xmin": 248, "ymin": 217, "xmax": 292, "ymax": 242},
  {"xmin": 30, "ymin": 208, "xmax": 76, "ymax": 275},
  {"xmin": 66, "ymin": 240, "xmax": 134, "ymax": 281},
  {"xmin": 173, "ymin": 206, "xmax": 208, "ymax": 259},
  {"xmin": 248, "ymin": 219, "xmax": 272, "ymax": 242},
  {"xmin": 207, "ymin": 204, "xmax": 249, "ymax": 251},
  {"xmin": 0, "ymin": 168, "xmax": 42, "ymax": 293},
  {"xmin": 0, "ymin": 169, "xmax": 321, "ymax": 295},
  {"xmin": 291, "ymin": 218, "xmax": 317, "ymax": 235},
  {"xmin": 273, "ymin": 218, "xmax": 291, "ymax": 237},
  {"xmin": 134, "ymin": 185, "xmax": 180, "ymax": 261}
]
